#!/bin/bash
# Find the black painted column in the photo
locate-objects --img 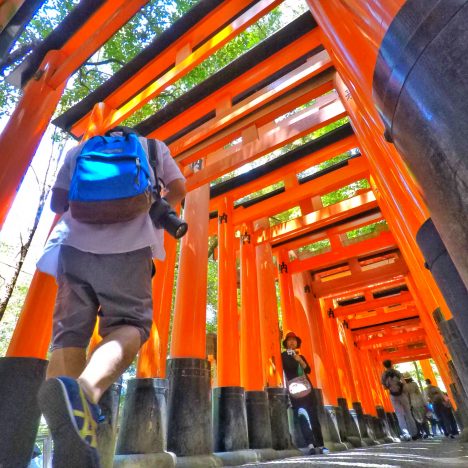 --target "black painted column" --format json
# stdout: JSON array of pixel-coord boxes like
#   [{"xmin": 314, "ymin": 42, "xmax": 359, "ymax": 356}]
[
  {"xmin": 373, "ymin": 0, "xmax": 468, "ymax": 289},
  {"xmin": 433, "ymin": 309, "xmax": 468, "ymax": 396},
  {"xmin": 212, "ymin": 386, "xmax": 249, "ymax": 452},
  {"xmin": 245, "ymin": 391, "xmax": 272, "ymax": 449},
  {"xmin": 116, "ymin": 378, "xmax": 168, "ymax": 454},
  {"xmin": 267, "ymin": 387, "xmax": 293, "ymax": 450},
  {"xmin": 416, "ymin": 219, "xmax": 468, "ymax": 351},
  {"xmin": 0, "ymin": 357, "xmax": 47, "ymax": 467},
  {"xmin": 337, "ymin": 398, "xmax": 362, "ymax": 447},
  {"xmin": 167, "ymin": 358, "xmax": 212, "ymax": 456},
  {"xmin": 97, "ymin": 380, "xmax": 122, "ymax": 468}
]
